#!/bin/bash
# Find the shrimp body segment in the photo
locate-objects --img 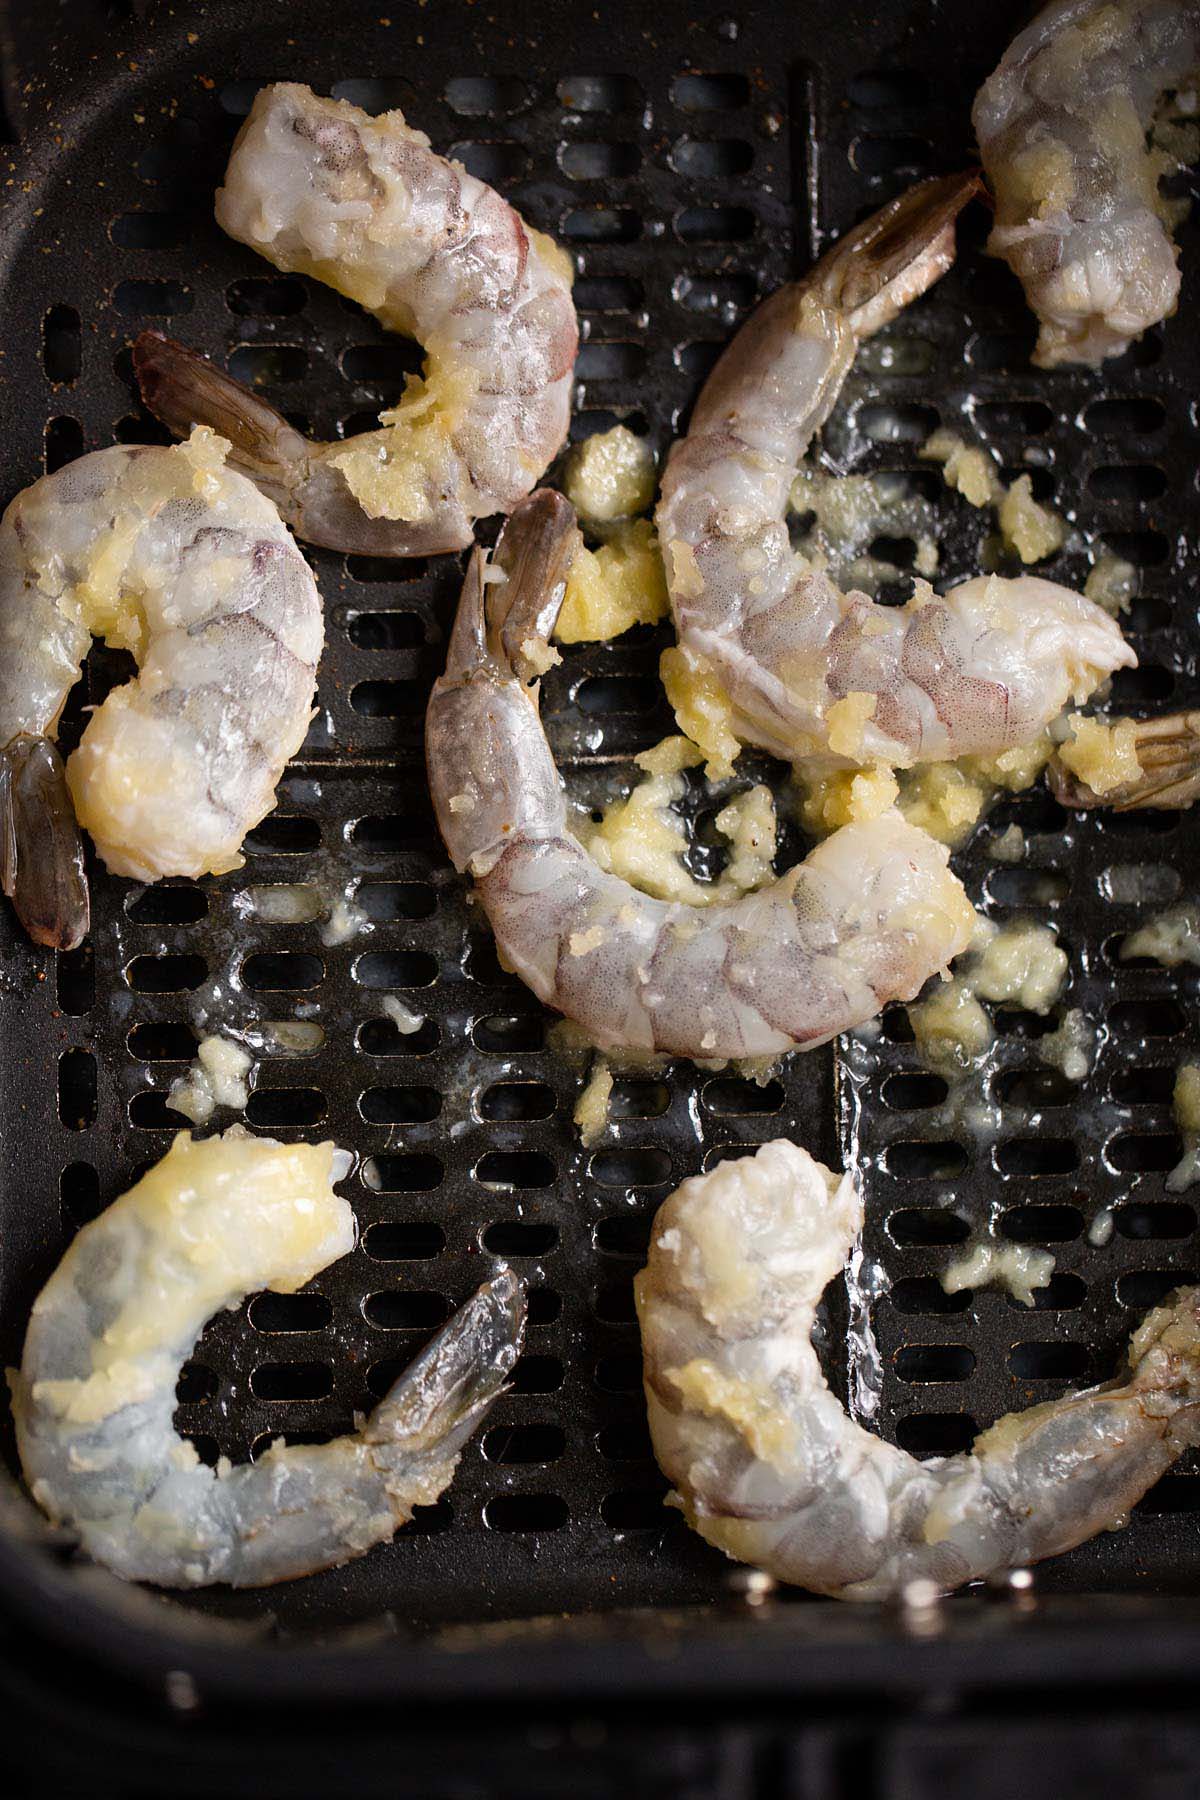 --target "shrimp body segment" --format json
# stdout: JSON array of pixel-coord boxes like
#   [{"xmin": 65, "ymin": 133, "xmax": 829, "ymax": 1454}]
[
  {"xmin": 426, "ymin": 492, "xmax": 974, "ymax": 1061},
  {"xmin": 136, "ymin": 83, "xmax": 578, "ymax": 557},
  {"xmin": 975, "ymin": 0, "xmax": 1200, "ymax": 369},
  {"xmin": 656, "ymin": 175, "xmax": 1134, "ymax": 768},
  {"xmin": 636, "ymin": 1140, "xmax": 1200, "ymax": 1599},
  {"xmin": 12, "ymin": 1129, "xmax": 525, "ymax": 1588},
  {"xmin": 0, "ymin": 433, "xmax": 322, "ymax": 929}
]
